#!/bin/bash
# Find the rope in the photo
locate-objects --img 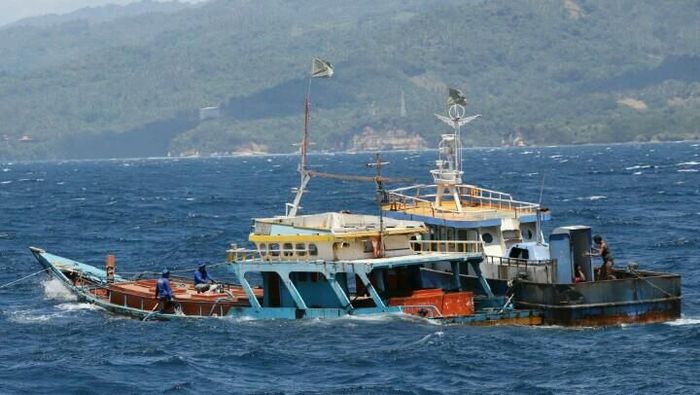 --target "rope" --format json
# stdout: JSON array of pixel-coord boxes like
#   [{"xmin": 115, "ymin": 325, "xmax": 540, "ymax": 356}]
[
  {"xmin": 628, "ymin": 266, "xmax": 675, "ymax": 299},
  {"xmin": 0, "ymin": 268, "xmax": 49, "ymax": 289}
]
